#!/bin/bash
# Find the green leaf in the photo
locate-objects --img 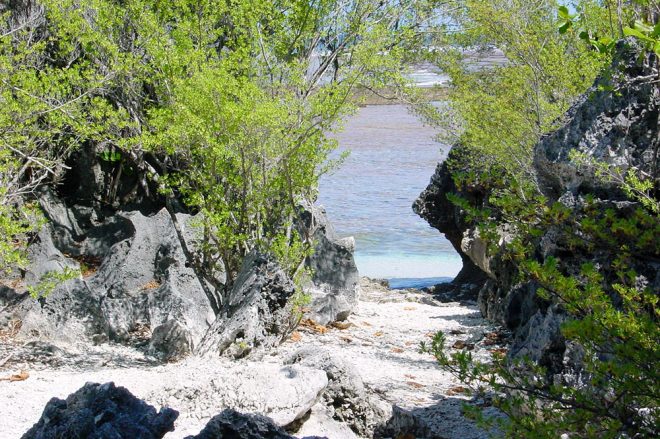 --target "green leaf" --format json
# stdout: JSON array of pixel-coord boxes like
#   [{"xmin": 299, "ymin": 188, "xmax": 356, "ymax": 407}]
[
  {"xmin": 623, "ymin": 26, "xmax": 654, "ymax": 43},
  {"xmin": 652, "ymin": 23, "xmax": 660, "ymax": 39},
  {"xmin": 633, "ymin": 20, "xmax": 653, "ymax": 34},
  {"xmin": 100, "ymin": 151, "xmax": 122, "ymax": 163},
  {"xmin": 558, "ymin": 21, "xmax": 571, "ymax": 34}
]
